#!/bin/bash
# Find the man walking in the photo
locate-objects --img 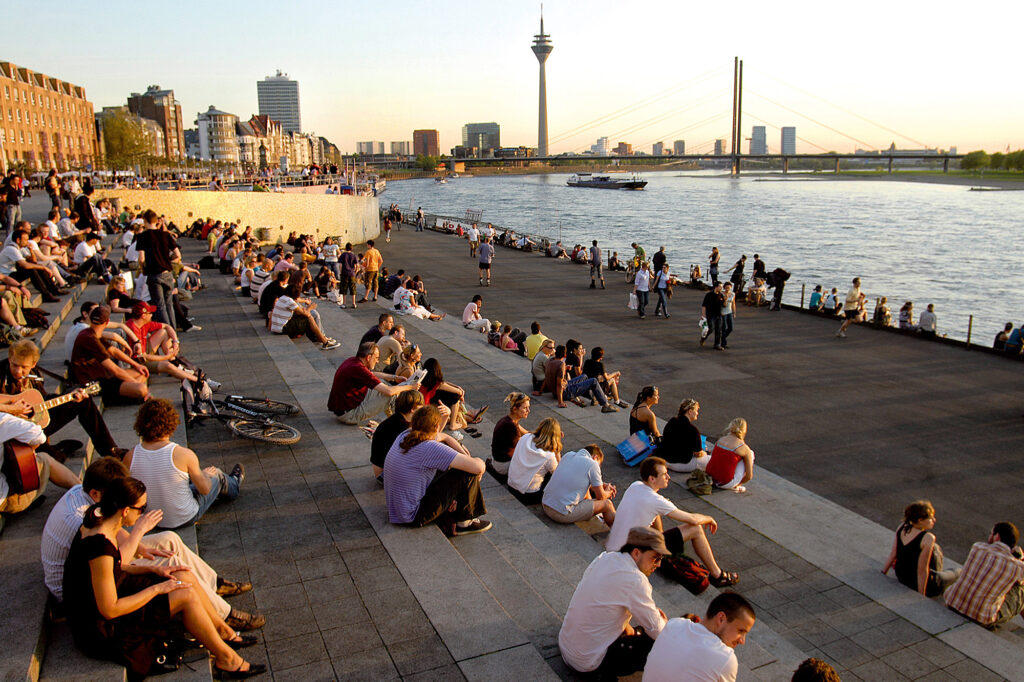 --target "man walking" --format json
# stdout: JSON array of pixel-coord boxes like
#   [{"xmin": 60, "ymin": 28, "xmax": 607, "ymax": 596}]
[
  {"xmin": 467, "ymin": 223, "xmax": 479, "ymax": 258},
  {"xmin": 135, "ymin": 210, "xmax": 179, "ymax": 329},
  {"xmin": 701, "ymin": 282, "xmax": 726, "ymax": 350},
  {"xmin": 2, "ymin": 172, "xmax": 22, "ymax": 235},
  {"xmin": 589, "ymin": 240, "xmax": 605, "ymax": 289},
  {"xmin": 836, "ymin": 277, "xmax": 862, "ymax": 338},
  {"xmin": 478, "ymin": 236, "xmax": 494, "ymax": 287},
  {"xmin": 359, "ymin": 240, "xmax": 382, "ymax": 302},
  {"xmin": 416, "ymin": 207, "xmax": 425, "ymax": 232}
]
